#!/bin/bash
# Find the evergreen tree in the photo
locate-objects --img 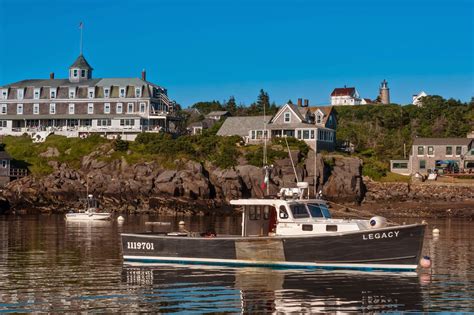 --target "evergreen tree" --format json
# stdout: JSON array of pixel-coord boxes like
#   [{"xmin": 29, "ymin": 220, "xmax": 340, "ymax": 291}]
[
  {"xmin": 225, "ymin": 96, "xmax": 237, "ymax": 114},
  {"xmin": 256, "ymin": 89, "xmax": 270, "ymax": 113}
]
